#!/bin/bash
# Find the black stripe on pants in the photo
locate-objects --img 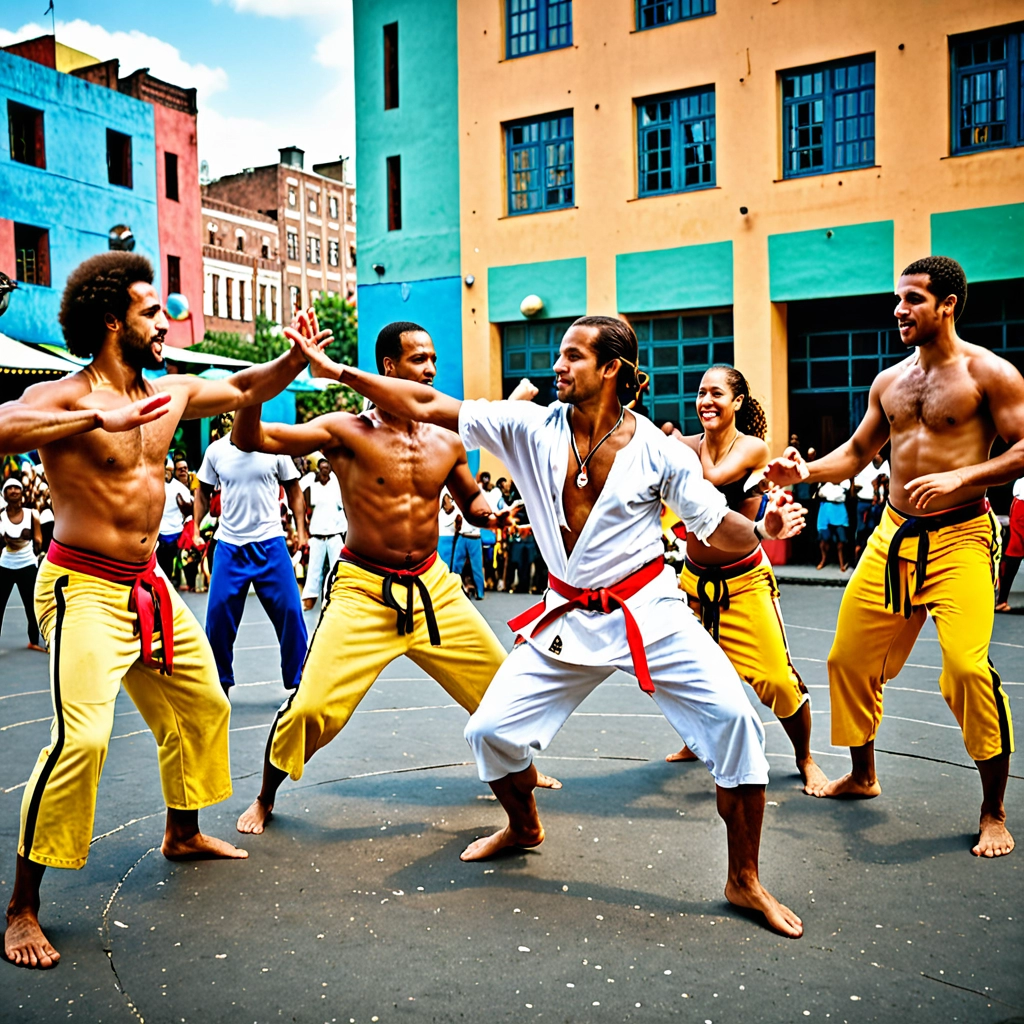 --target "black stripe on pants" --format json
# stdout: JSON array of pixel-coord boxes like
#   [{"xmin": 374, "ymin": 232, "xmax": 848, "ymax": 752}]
[{"xmin": 0, "ymin": 562, "xmax": 40, "ymax": 646}]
